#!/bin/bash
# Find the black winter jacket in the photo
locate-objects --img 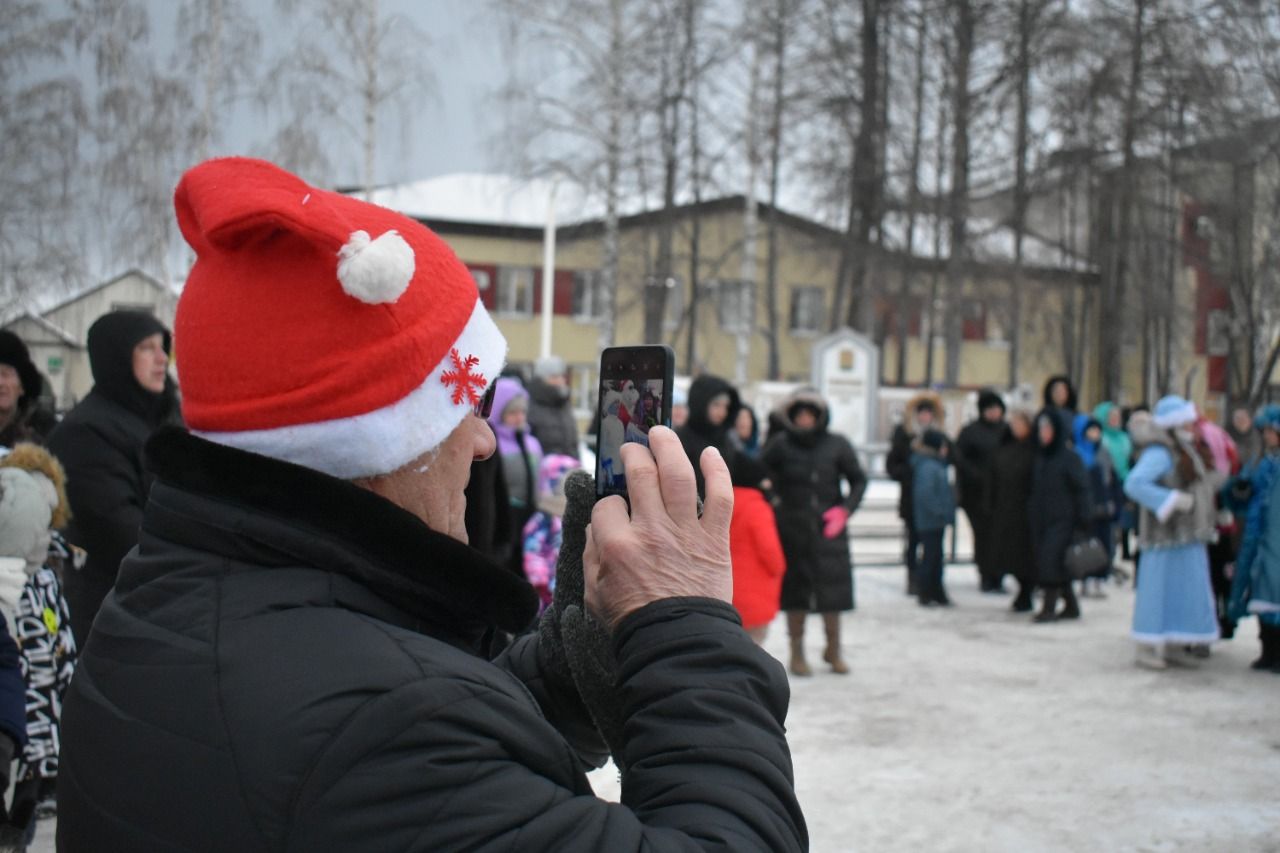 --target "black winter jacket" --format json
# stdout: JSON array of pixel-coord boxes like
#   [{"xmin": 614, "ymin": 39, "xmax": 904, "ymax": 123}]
[
  {"xmin": 954, "ymin": 419, "xmax": 1004, "ymax": 511},
  {"xmin": 1028, "ymin": 415, "xmax": 1092, "ymax": 587},
  {"xmin": 57, "ymin": 429, "xmax": 806, "ymax": 853},
  {"xmin": 676, "ymin": 375, "xmax": 741, "ymax": 496},
  {"xmin": 984, "ymin": 431, "xmax": 1036, "ymax": 582},
  {"xmin": 46, "ymin": 311, "xmax": 178, "ymax": 646},
  {"xmin": 764, "ymin": 394, "xmax": 867, "ymax": 612},
  {"xmin": 526, "ymin": 377, "xmax": 580, "ymax": 458}
]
